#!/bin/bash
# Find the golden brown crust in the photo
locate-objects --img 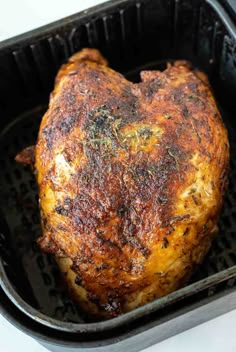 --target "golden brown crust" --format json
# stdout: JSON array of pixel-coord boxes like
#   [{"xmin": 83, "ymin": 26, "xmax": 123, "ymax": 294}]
[{"xmin": 35, "ymin": 48, "xmax": 229, "ymax": 318}]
